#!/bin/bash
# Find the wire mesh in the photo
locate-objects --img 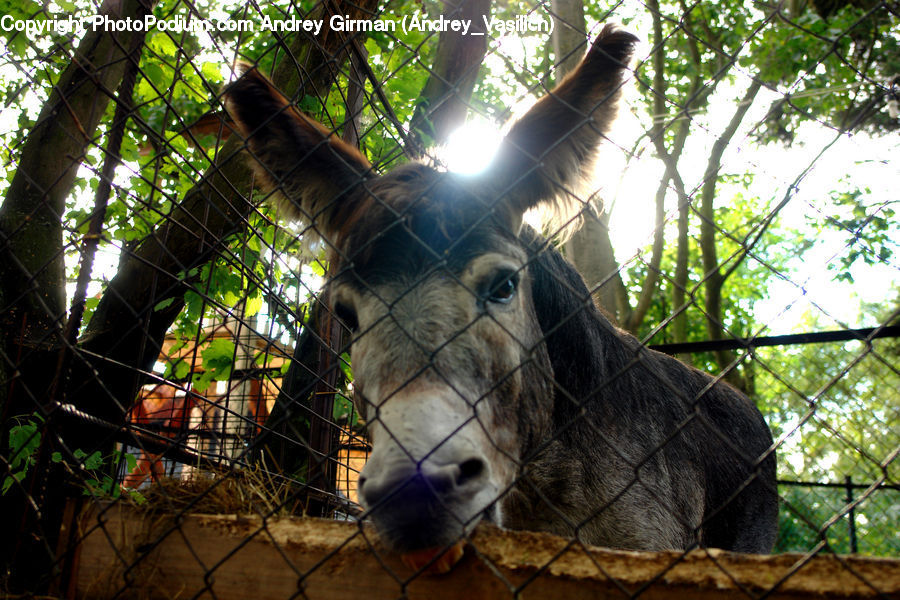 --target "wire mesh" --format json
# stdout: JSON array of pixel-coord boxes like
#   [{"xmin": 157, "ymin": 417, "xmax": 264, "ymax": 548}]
[{"xmin": 1, "ymin": 0, "xmax": 898, "ymax": 597}]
